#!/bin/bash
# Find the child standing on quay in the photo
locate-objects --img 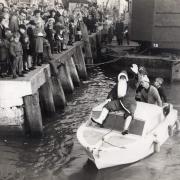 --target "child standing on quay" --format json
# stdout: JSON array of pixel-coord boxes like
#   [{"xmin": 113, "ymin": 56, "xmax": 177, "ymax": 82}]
[
  {"xmin": 34, "ymin": 20, "xmax": 46, "ymax": 66},
  {"xmin": 54, "ymin": 23, "xmax": 64, "ymax": 53},
  {"xmin": 10, "ymin": 32, "xmax": 24, "ymax": 78}
]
